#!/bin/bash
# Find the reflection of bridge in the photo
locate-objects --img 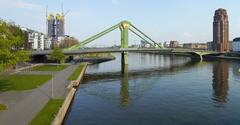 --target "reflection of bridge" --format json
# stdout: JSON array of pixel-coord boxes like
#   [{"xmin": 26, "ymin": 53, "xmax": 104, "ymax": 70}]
[
  {"xmin": 82, "ymin": 58, "xmax": 233, "ymax": 108},
  {"xmin": 31, "ymin": 20, "xmax": 223, "ymax": 73},
  {"xmin": 82, "ymin": 59, "xmax": 208, "ymax": 108}
]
